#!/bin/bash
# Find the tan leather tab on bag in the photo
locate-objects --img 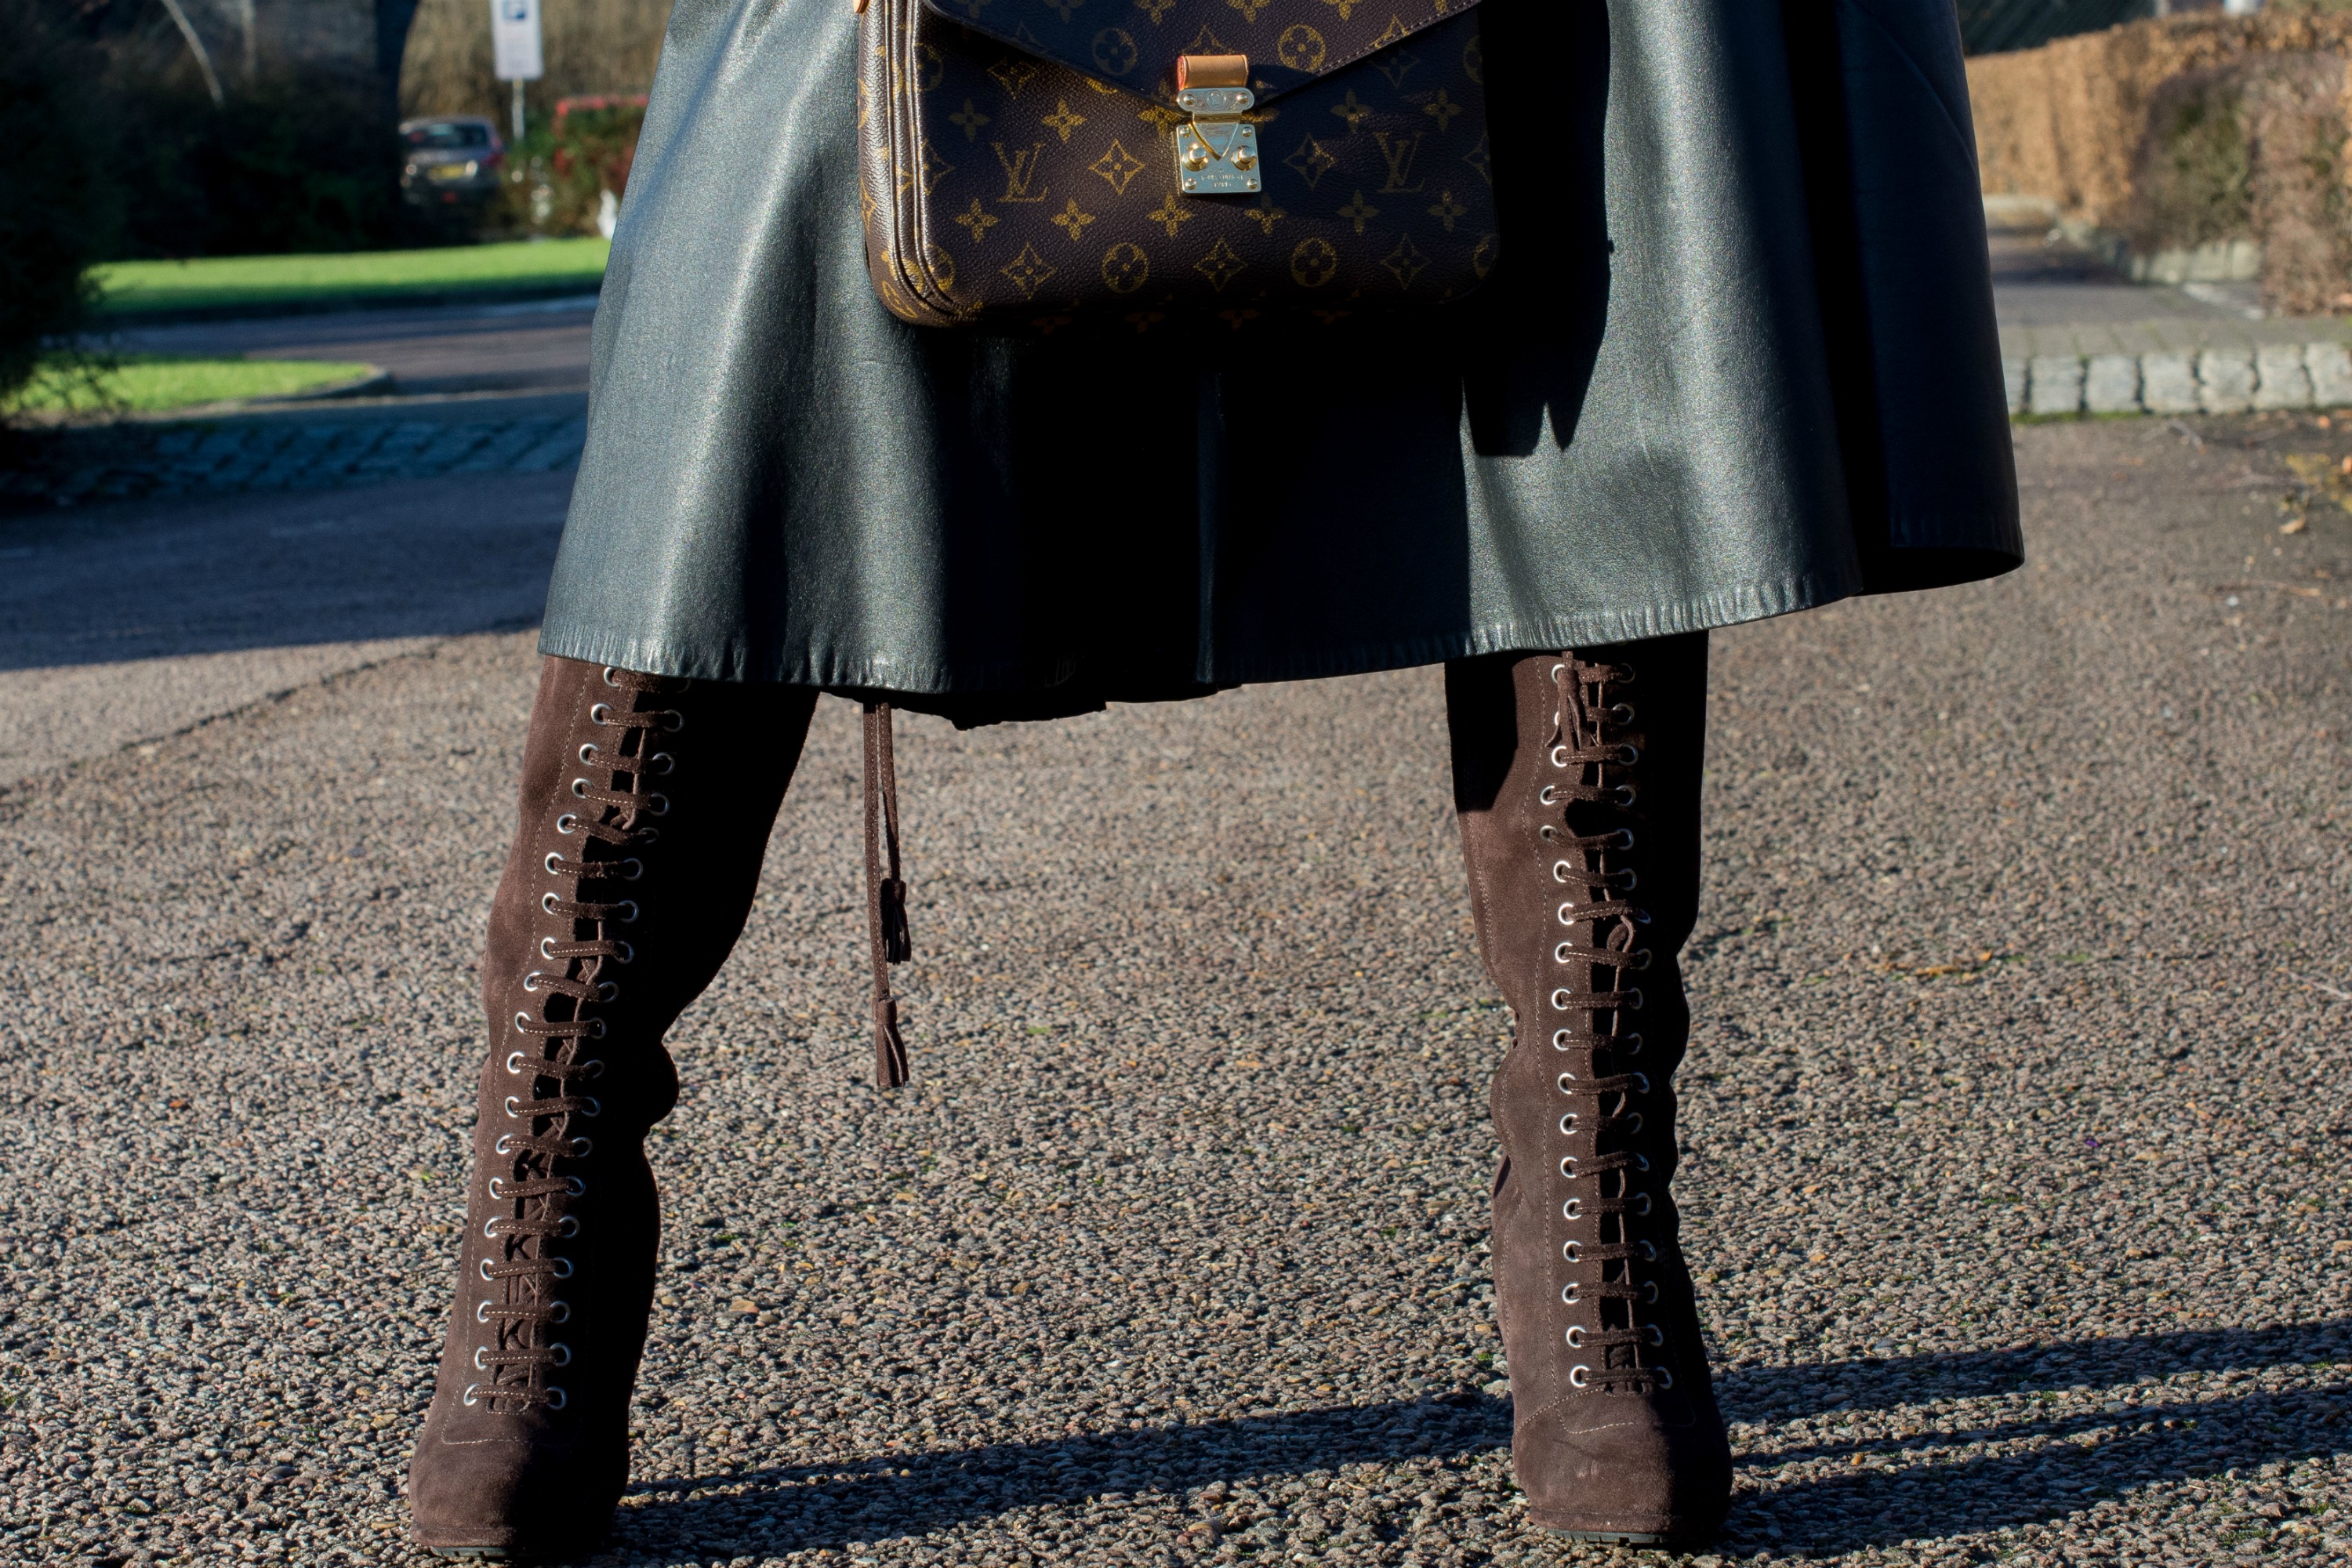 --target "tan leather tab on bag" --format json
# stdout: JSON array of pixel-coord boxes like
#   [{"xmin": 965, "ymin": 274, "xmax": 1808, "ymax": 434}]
[{"xmin": 1177, "ymin": 53, "xmax": 1248, "ymax": 89}]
